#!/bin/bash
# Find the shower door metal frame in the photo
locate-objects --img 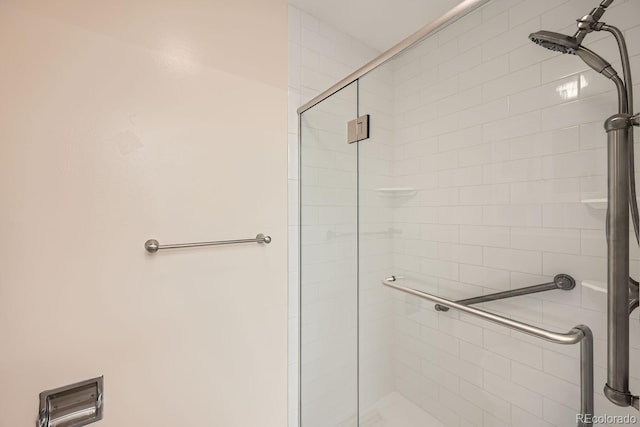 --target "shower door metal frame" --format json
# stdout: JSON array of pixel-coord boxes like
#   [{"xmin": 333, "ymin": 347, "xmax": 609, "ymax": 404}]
[{"xmin": 296, "ymin": 0, "xmax": 490, "ymax": 115}]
